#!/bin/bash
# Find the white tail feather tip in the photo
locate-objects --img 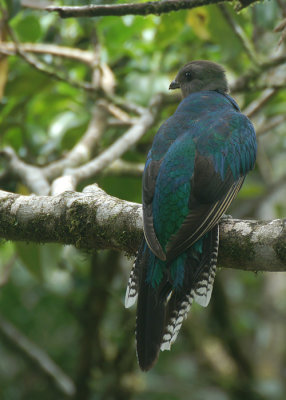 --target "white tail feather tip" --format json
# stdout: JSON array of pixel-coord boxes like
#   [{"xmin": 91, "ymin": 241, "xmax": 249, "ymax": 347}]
[{"xmin": 125, "ymin": 289, "xmax": 137, "ymax": 308}]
